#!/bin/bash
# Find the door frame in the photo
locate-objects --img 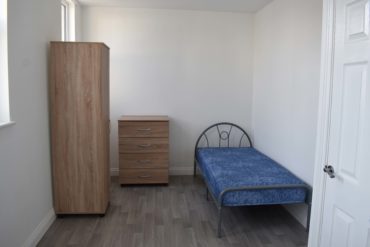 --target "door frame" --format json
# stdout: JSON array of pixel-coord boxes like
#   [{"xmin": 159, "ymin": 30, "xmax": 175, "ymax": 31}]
[{"xmin": 308, "ymin": 0, "xmax": 335, "ymax": 246}]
